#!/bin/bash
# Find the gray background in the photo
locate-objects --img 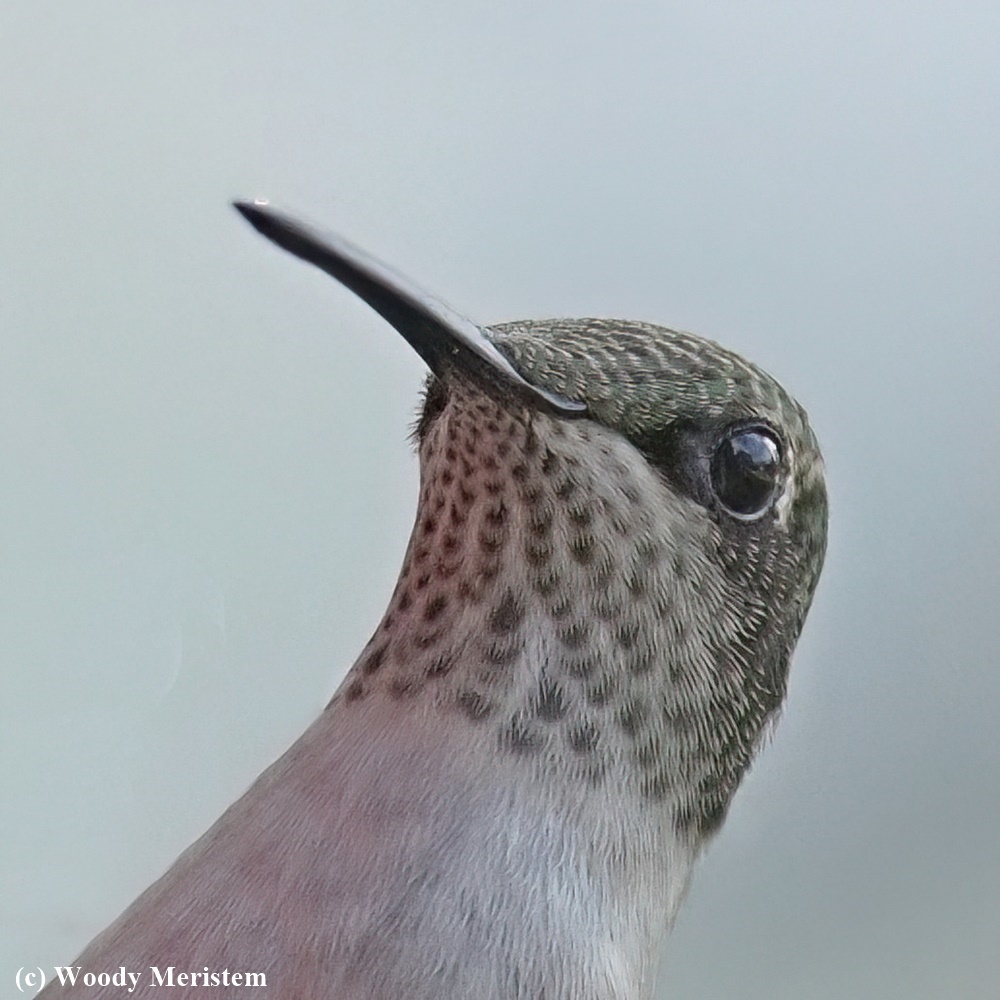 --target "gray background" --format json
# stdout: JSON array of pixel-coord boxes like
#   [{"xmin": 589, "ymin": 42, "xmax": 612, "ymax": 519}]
[{"xmin": 3, "ymin": 3, "xmax": 998, "ymax": 997}]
